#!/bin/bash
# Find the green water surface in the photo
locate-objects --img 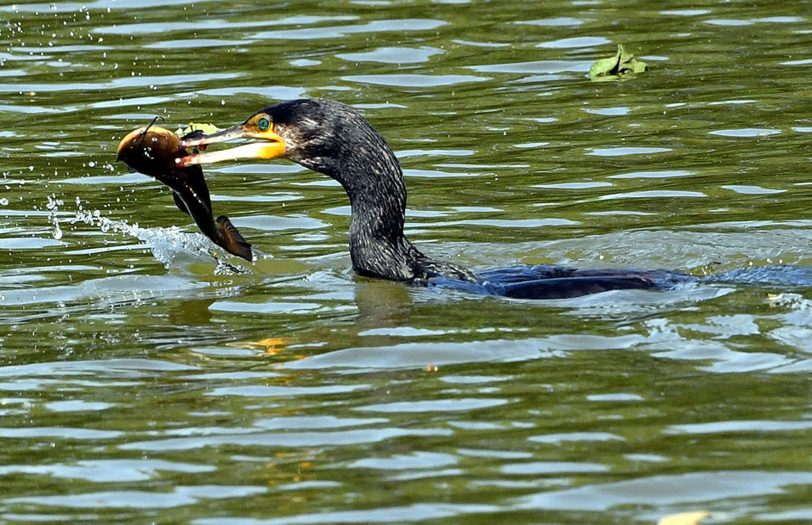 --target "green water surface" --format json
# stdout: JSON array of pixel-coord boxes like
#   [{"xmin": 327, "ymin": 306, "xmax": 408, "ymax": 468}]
[{"xmin": 1, "ymin": 1, "xmax": 811, "ymax": 523}]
